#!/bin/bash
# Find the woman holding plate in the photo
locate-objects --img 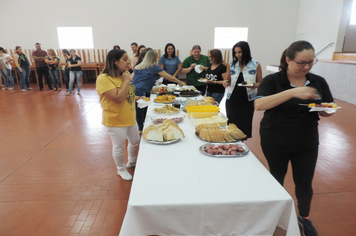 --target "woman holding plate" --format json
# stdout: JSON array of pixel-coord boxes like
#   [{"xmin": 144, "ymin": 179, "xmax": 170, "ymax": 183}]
[
  {"xmin": 182, "ymin": 45, "xmax": 211, "ymax": 95},
  {"xmin": 96, "ymin": 49, "xmax": 141, "ymax": 181},
  {"xmin": 133, "ymin": 49, "xmax": 185, "ymax": 133},
  {"xmin": 255, "ymin": 40, "xmax": 334, "ymax": 236},
  {"xmin": 205, "ymin": 49, "xmax": 227, "ymax": 104},
  {"xmin": 224, "ymin": 41, "xmax": 262, "ymax": 139}
]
